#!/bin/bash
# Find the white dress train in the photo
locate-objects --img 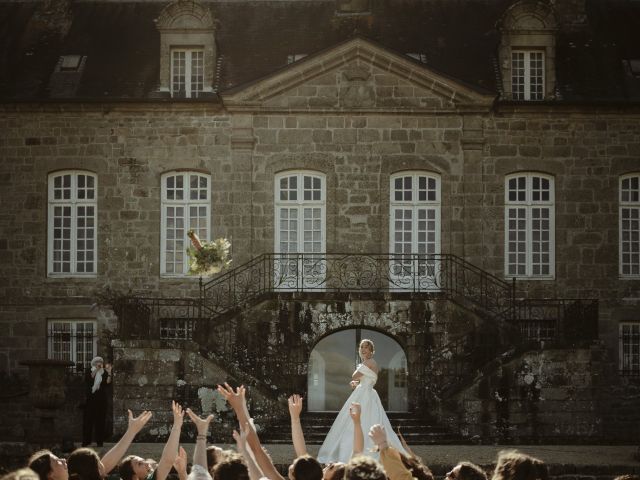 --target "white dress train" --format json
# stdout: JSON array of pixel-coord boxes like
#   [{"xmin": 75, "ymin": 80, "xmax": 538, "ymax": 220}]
[{"xmin": 317, "ymin": 363, "xmax": 407, "ymax": 464}]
